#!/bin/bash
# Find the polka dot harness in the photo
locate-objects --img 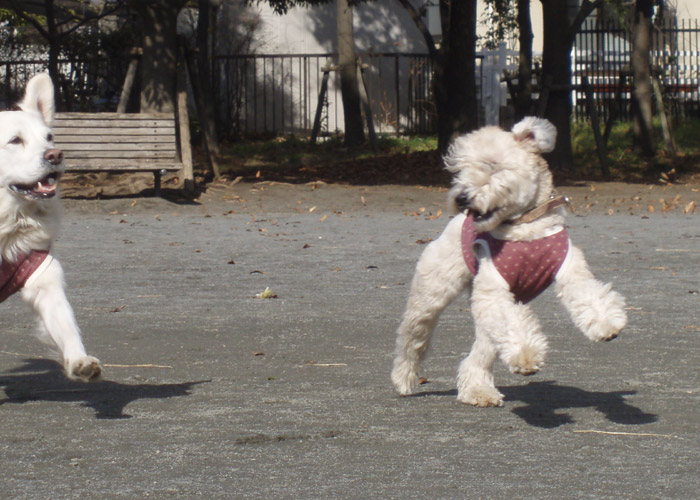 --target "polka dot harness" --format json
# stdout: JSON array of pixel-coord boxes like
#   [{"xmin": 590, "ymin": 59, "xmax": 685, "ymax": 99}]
[{"xmin": 461, "ymin": 215, "xmax": 569, "ymax": 304}]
